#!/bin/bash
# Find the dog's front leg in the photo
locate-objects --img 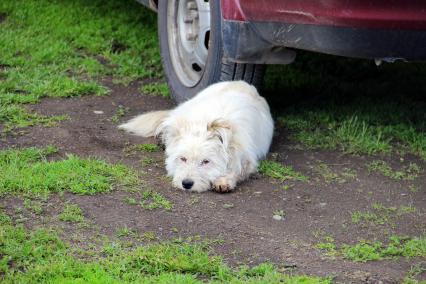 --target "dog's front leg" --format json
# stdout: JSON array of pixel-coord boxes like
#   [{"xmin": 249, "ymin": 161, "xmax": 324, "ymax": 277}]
[
  {"xmin": 212, "ymin": 174, "xmax": 238, "ymax": 193},
  {"xmin": 212, "ymin": 155, "xmax": 255, "ymax": 193}
]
